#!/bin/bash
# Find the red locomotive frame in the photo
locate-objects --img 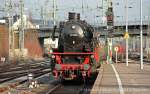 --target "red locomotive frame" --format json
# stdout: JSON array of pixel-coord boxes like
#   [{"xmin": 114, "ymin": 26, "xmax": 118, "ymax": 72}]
[{"xmin": 50, "ymin": 47, "xmax": 100, "ymax": 80}]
